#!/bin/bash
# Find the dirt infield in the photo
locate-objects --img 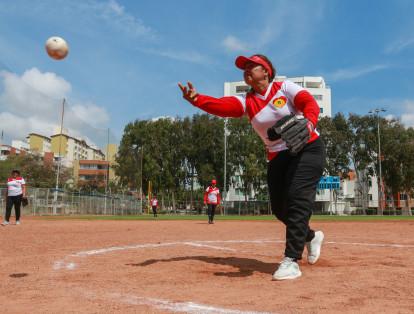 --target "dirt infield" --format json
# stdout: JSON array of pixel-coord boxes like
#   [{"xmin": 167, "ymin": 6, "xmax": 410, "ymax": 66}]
[{"xmin": 0, "ymin": 217, "xmax": 413, "ymax": 314}]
